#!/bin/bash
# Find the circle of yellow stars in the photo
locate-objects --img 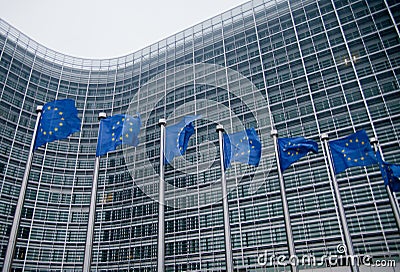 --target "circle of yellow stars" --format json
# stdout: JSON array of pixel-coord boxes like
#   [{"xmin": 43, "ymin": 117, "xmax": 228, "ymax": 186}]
[
  {"xmin": 285, "ymin": 142, "xmax": 300, "ymax": 156},
  {"xmin": 177, "ymin": 125, "xmax": 190, "ymax": 153},
  {"xmin": 341, "ymin": 137, "xmax": 369, "ymax": 162},
  {"xmin": 111, "ymin": 117, "xmax": 135, "ymax": 142},
  {"xmin": 39, "ymin": 105, "xmax": 65, "ymax": 136},
  {"xmin": 234, "ymin": 135, "xmax": 256, "ymax": 157}
]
